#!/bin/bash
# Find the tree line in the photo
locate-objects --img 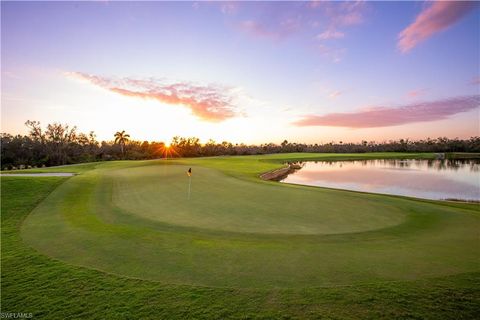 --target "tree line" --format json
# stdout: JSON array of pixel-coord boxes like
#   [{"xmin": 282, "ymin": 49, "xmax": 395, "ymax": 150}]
[{"xmin": 1, "ymin": 120, "xmax": 479, "ymax": 170}]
